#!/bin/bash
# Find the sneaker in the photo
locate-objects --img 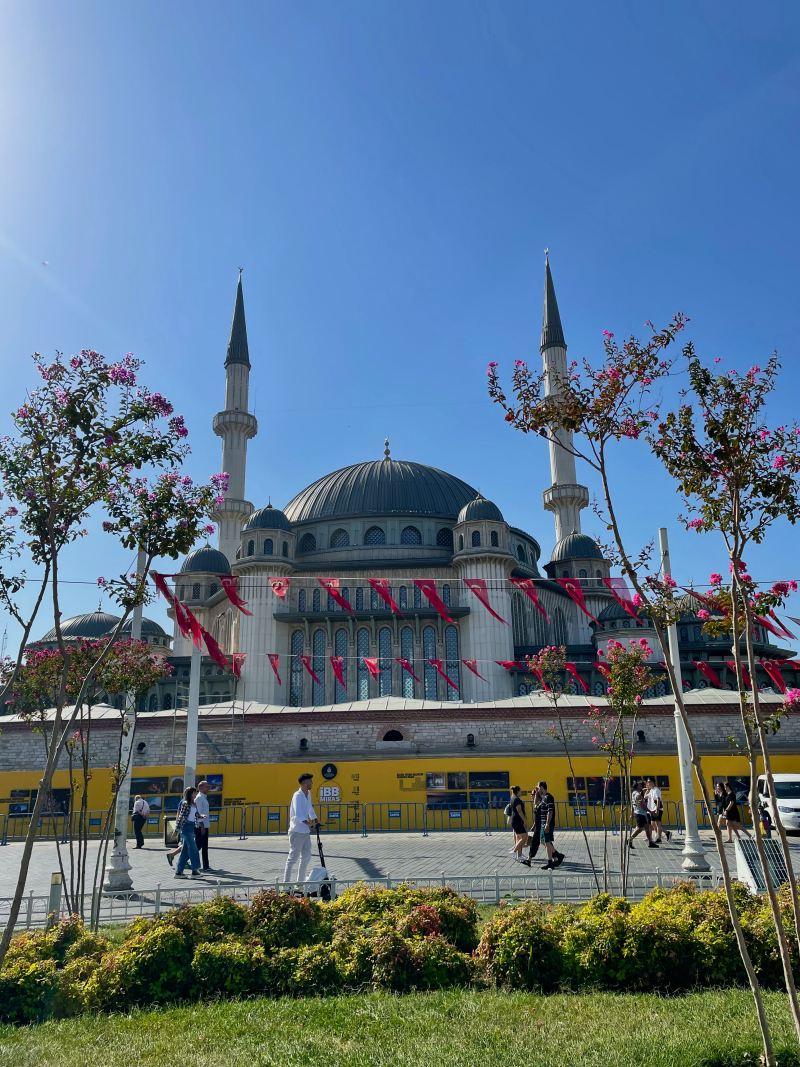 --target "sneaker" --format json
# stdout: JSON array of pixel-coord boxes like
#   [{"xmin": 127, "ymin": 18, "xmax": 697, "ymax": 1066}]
[
  {"xmin": 542, "ymin": 861, "xmax": 554, "ymax": 870},
  {"xmin": 553, "ymin": 853, "xmax": 565, "ymax": 868},
  {"xmin": 174, "ymin": 872, "xmax": 185, "ymax": 878},
  {"xmin": 520, "ymin": 859, "xmax": 531, "ymax": 867},
  {"xmin": 166, "ymin": 853, "xmax": 174, "ymax": 867},
  {"xmin": 628, "ymin": 841, "xmax": 635, "ymax": 848},
  {"xmin": 191, "ymin": 870, "xmax": 202, "ymax": 877},
  {"xmin": 202, "ymin": 867, "xmax": 213, "ymax": 872},
  {"xmin": 648, "ymin": 842, "xmax": 659, "ymax": 848},
  {"xmin": 665, "ymin": 830, "xmax": 672, "ymax": 841}
]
